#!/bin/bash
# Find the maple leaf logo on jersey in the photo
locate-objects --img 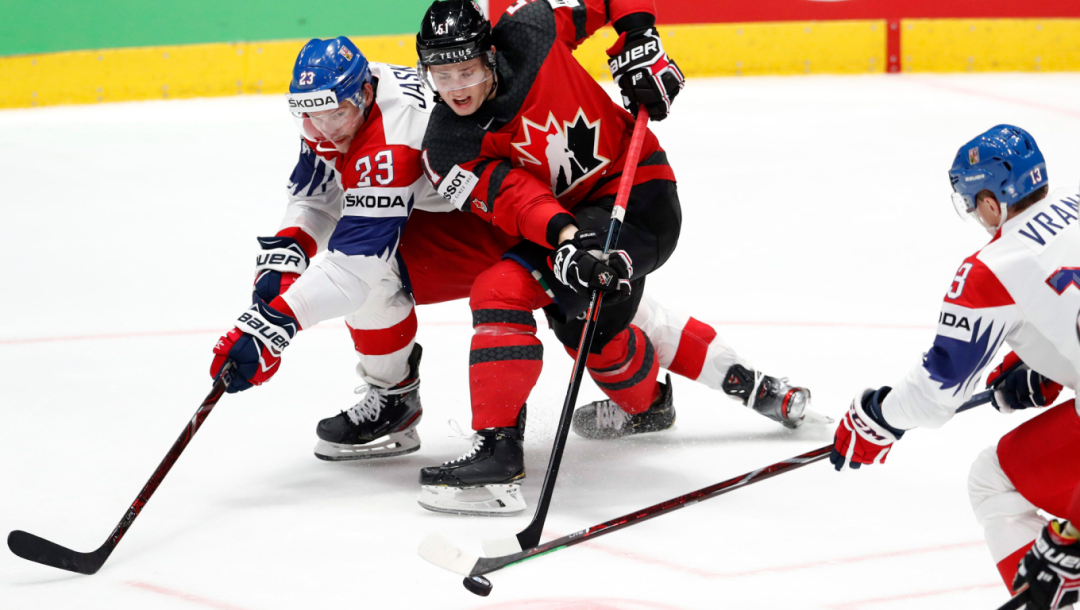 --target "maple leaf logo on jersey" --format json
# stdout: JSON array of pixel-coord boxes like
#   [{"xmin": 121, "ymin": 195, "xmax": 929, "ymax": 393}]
[{"xmin": 511, "ymin": 109, "xmax": 610, "ymax": 197}]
